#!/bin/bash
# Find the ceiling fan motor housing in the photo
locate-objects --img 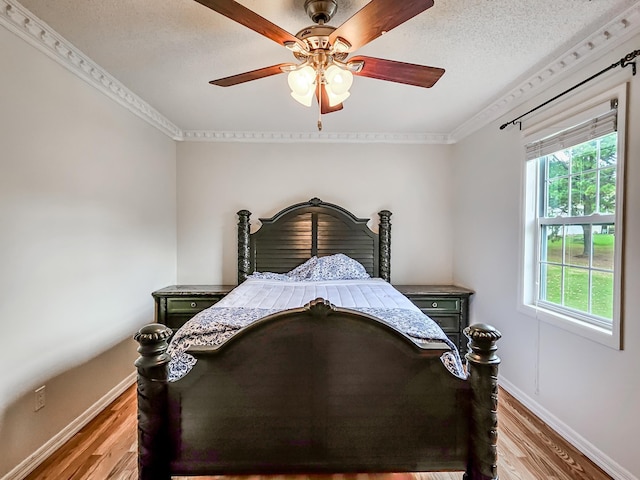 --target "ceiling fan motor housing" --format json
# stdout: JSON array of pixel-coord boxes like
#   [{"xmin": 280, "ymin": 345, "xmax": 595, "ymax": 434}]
[
  {"xmin": 304, "ymin": 0, "xmax": 338, "ymax": 24},
  {"xmin": 293, "ymin": 25, "xmax": 348, "ymax": 61}
]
